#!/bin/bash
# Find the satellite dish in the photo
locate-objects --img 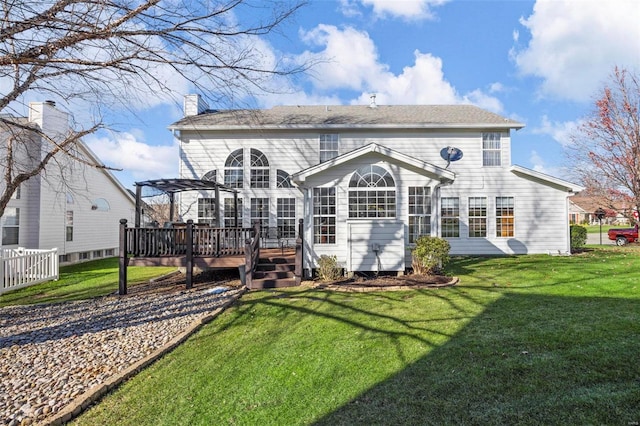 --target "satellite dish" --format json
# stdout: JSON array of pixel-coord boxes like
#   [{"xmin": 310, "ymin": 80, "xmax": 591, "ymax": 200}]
[{"xmin": 440, "ymin": 146, "xmax": 463, "ymax": 168}]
